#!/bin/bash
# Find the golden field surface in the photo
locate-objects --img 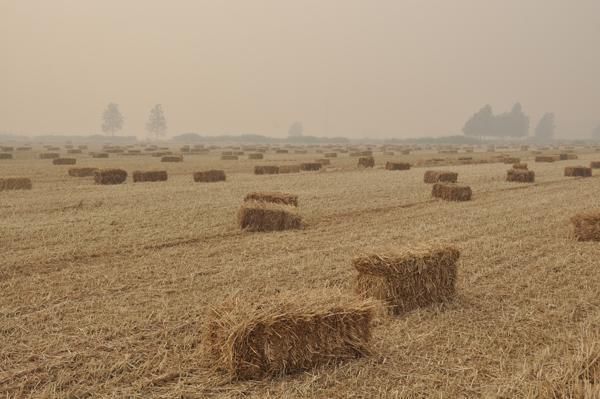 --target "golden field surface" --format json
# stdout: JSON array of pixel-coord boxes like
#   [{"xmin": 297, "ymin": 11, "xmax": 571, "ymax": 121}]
[{"xmin": 1, "ymin": 145, "xmax": 599, "ymax": 398}]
